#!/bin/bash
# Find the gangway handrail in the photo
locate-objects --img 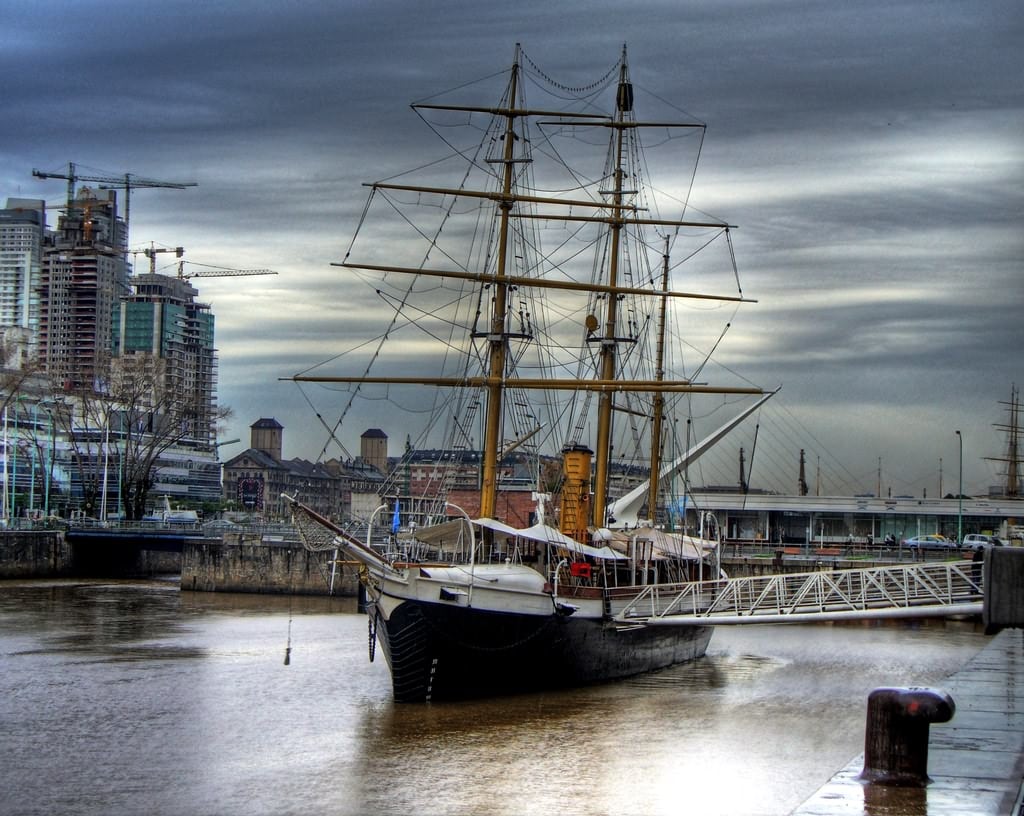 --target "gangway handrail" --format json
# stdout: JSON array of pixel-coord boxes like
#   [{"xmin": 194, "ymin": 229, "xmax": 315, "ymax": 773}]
[{"xmin": 611, "ymin": 562, "xmax": 983, "ymax": 626}]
